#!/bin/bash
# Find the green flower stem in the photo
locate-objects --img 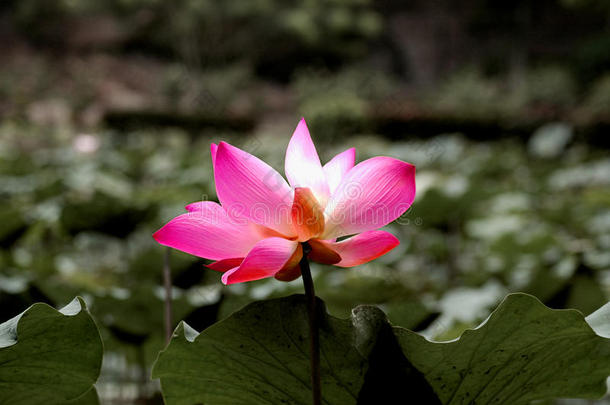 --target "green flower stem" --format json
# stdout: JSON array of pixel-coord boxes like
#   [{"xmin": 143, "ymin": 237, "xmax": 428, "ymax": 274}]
[{"xmin": 300, "ymin": 242, "xmax": 321, "ymax": 405}]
